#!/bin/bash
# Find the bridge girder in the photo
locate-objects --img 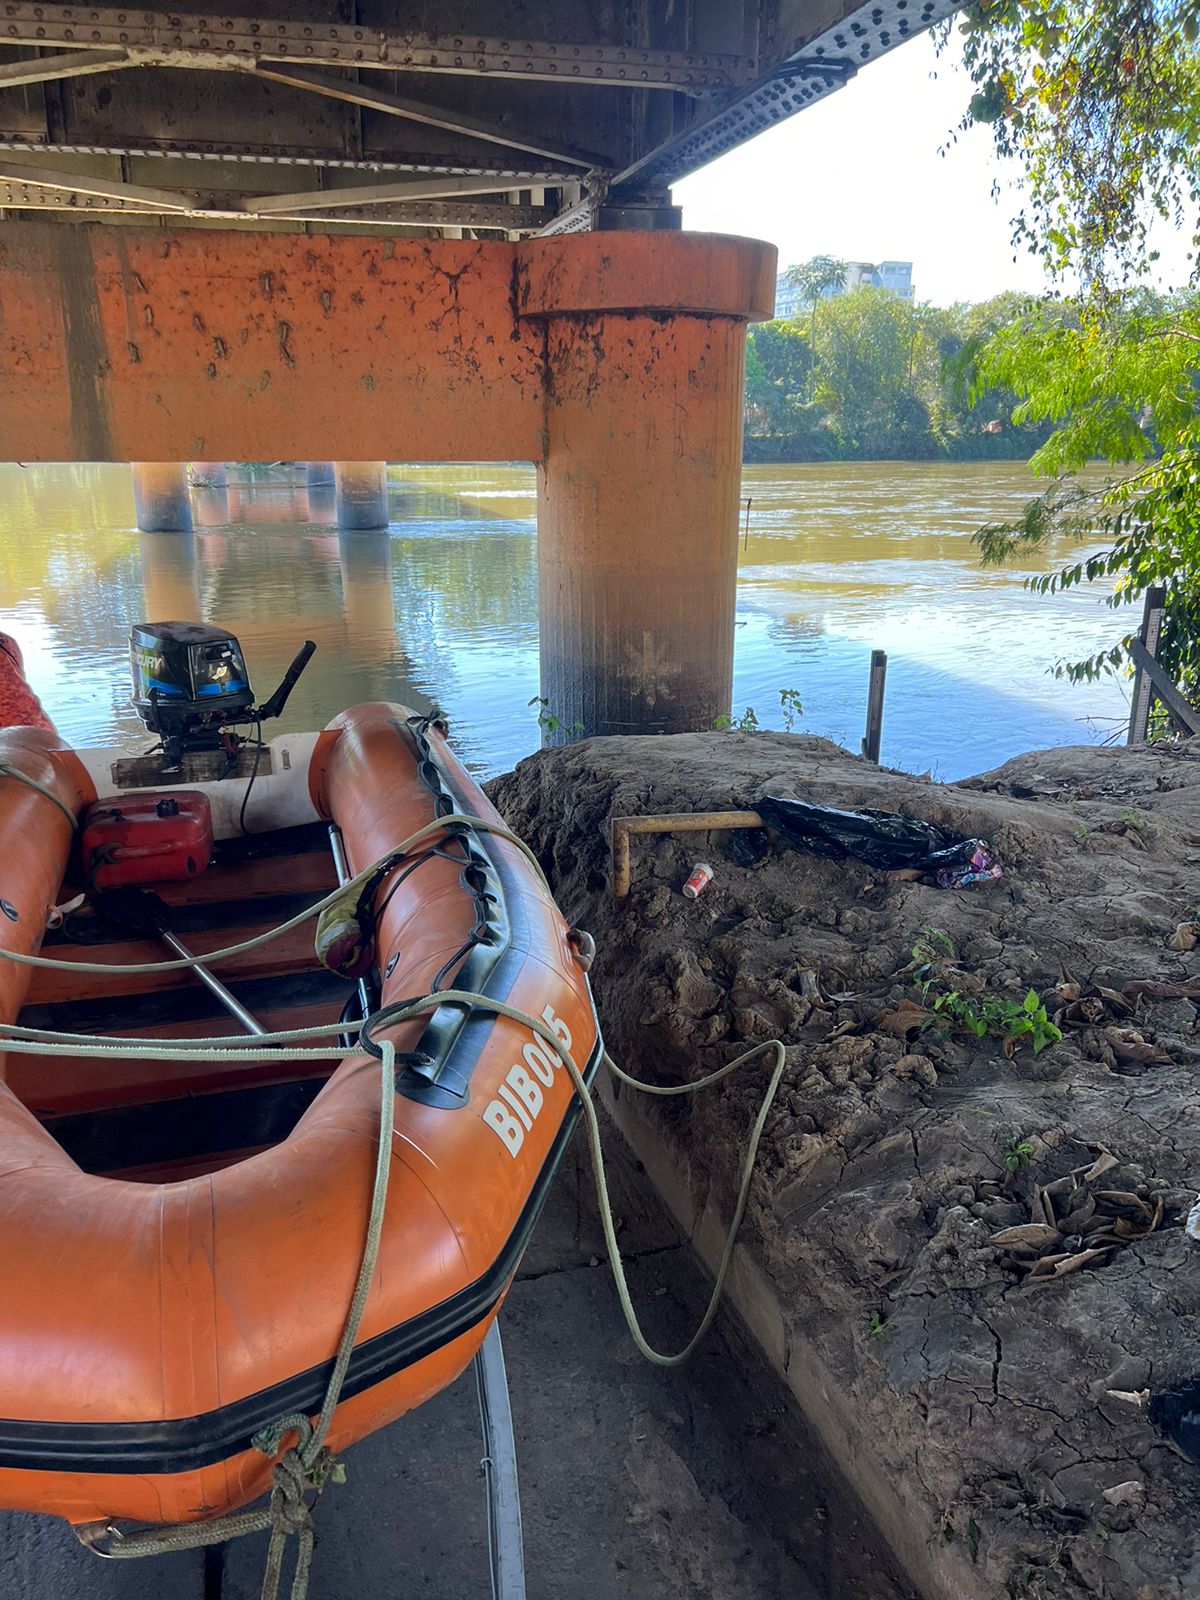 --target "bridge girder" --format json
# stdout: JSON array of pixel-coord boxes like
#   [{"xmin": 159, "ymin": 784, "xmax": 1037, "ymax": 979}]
[{"xmin": 0, "ymin": 0, "xmax": 956, "ymax": 237}]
